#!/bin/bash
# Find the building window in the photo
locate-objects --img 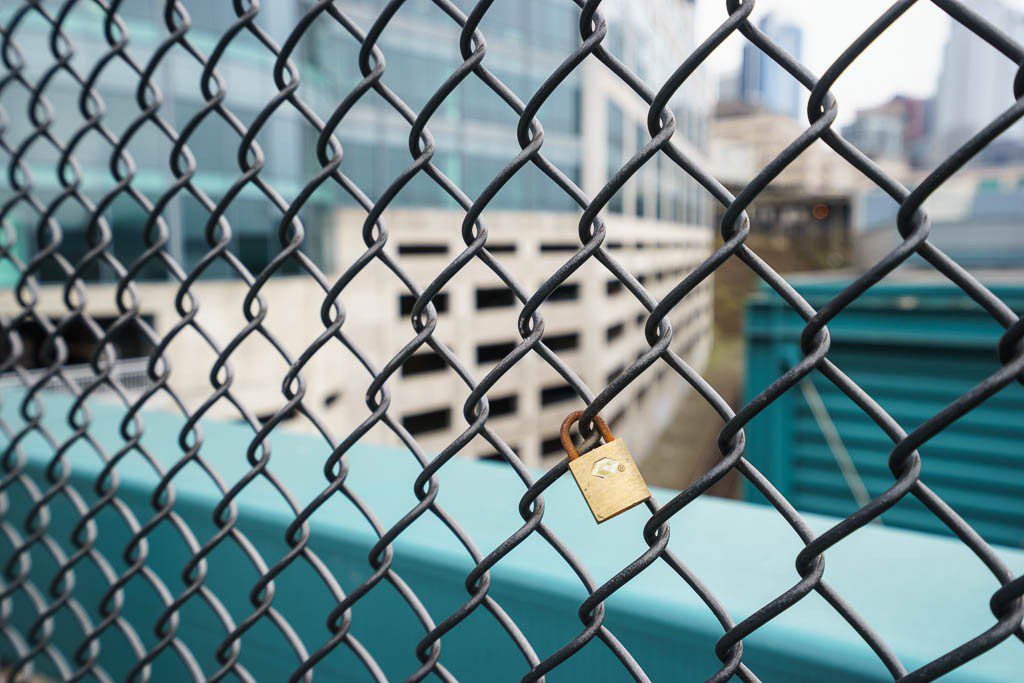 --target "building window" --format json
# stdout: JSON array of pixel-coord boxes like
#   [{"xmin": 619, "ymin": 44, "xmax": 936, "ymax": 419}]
[
  {"xmin": 540, "ymin": 242, "xmax": 577, "ymax": 253},
  {"xmin": 477, "ymin": 341, "xmax": 516, "ymax": 363},
  {"xmin": 488, "ymin": 394, "xmax": 518, "ymax": 417},
  {"xmin": 402, "ymin": 407, "xmax": 452, "ymax": 435},
  {"xmin": 605, "ymin": 322, "xmax": 625, "ymax": 342},
  {"xmin": 532, "ymin": 70, "xmax": 580, "ymax": 135},
  {"xmin": 402, "ymin": 350, "xmax": 447, "ymax": 376},
  {"xmin": 541, "ymin": 436, "xmax": 565, "ymax": 456},
  {"xmin": 548, "ymin": 283, "xmax": 579, "ymax": 301},
  {"xmin": 398, "ymin": 243, "xmax": 448, "ymax": 255},
  {"xmin": 606, "ymin": 279, "xmax": 623, "ymax": 295},
  {"xmin": 606, "ymin": 365, "xmax": 624, "ymax": 385},
  {"xmin": 541, "ymin": 384, "xmax": 577, "ymax": 406},
  {"xmin": 480, "ymin": 444, "xmax": 520, "ymax": 462},
  {"xmin": 476, "ymin": 287, "xmax": 517, "ymax": 309},
  {"xmin": 607, "ymin": 101, "xmax": 625, "ymax": 214},
  {"xmin": 399, "ymin": 292, "xmax": 449, "ymax": 317},
  {"xmin": 544, "ymin": 332, "xmax": 579, "ymax": 352},
  {"xmin": 12, "ymin": 315, "xmax": 156, "ymax": 368}
]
